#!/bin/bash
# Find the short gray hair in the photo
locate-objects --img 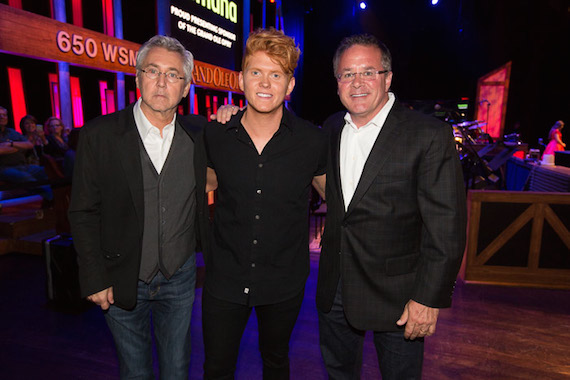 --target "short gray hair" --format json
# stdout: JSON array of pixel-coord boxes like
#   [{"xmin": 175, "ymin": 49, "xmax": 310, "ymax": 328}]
[
  {"xmin": 332, "ymin": 34, "xmax": 392, "ymax": 75},
  {"xmin": 136, "ymin": 35, "xmax": 194, "ymax": 85}
]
